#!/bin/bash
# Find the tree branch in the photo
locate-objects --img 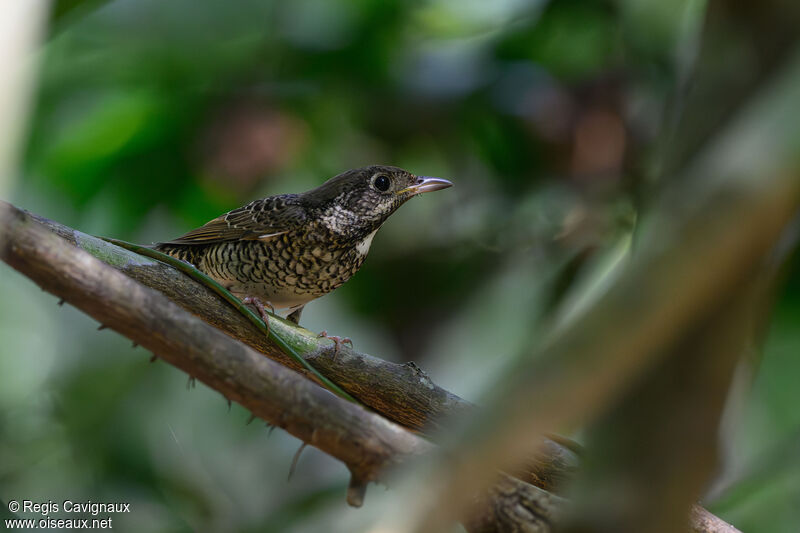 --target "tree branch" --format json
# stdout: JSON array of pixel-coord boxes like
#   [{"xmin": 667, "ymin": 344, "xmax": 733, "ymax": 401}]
[
  {"xmin": 0, "ymin": 201, "xmax": 431, "ymax": 504},
  {"xmin": 465, "ymin": 474, "xmax": 566, "ymax": 533},
  {"xmin": 24, "ymin": 206, "xmax": 578, "ymax": 494},
  {"xmin": 563, "ymin": 280, "xmax": 759, "ymax": 533},
  {"xmin": 27, "ymin": 210, "xmax": 471, "ymax": 433},
  {"xmin": 0, "ymin": 200, "xmax": 742, "ymax": 532}
]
